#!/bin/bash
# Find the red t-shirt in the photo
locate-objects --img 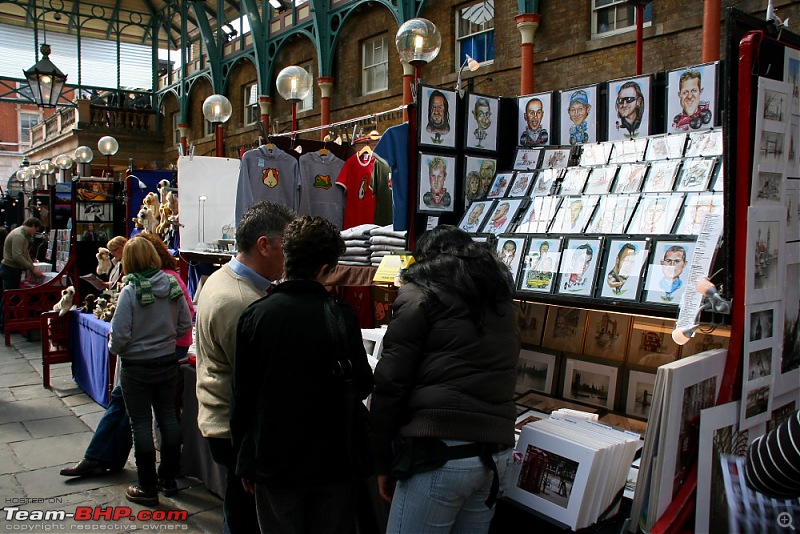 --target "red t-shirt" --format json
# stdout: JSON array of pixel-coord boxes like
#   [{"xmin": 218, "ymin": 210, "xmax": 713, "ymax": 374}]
[{"xmin": 337, "ymin": 153, "xmax": 376, "ymax": 229}]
